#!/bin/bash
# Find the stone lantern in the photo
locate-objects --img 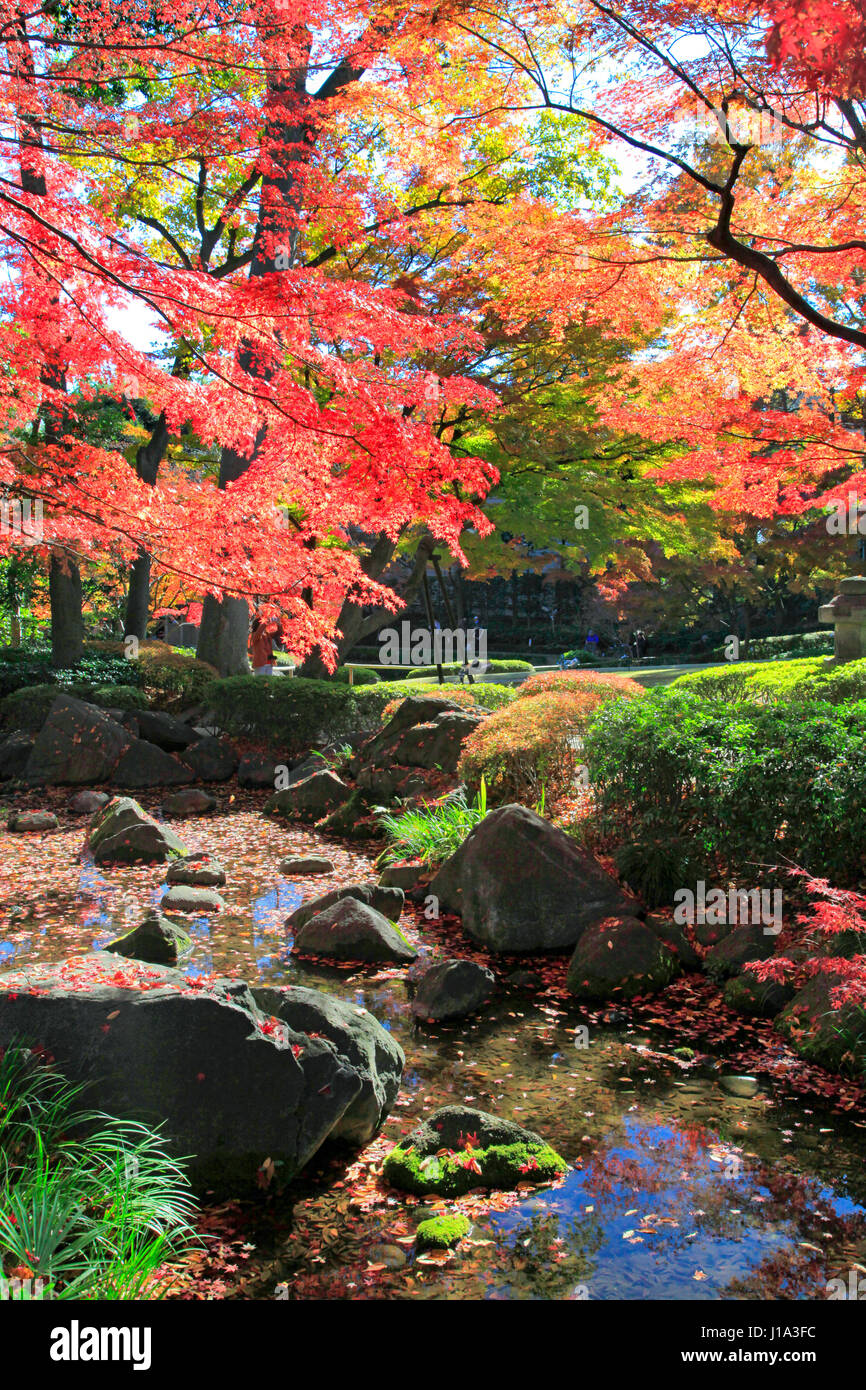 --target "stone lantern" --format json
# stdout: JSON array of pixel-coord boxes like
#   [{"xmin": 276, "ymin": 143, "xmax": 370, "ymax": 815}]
[{"xmin": 818, "ymin": 576, "xmax": 866, "ymax": 667}]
